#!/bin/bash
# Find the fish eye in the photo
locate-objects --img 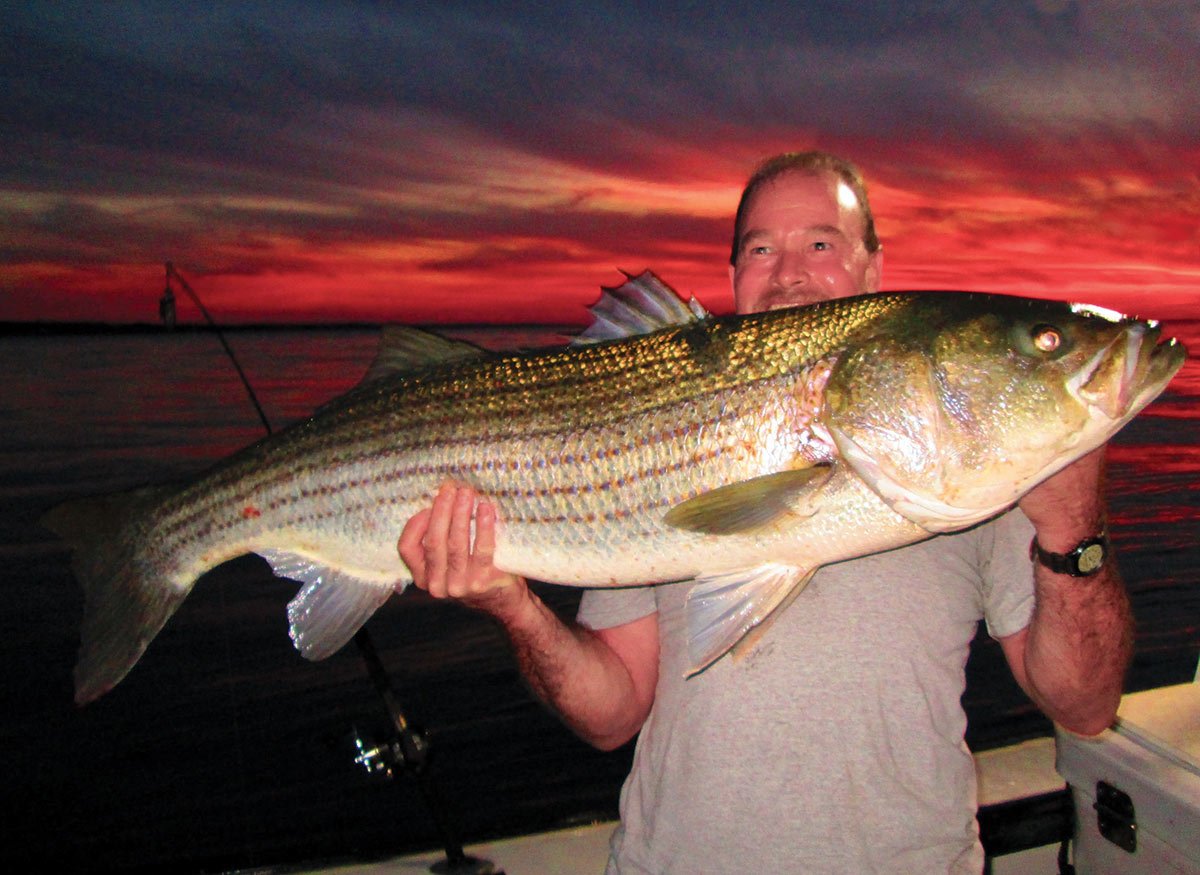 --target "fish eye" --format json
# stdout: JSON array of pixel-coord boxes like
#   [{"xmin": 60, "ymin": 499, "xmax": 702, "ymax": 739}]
[{"xmin": 1031, "ymin": 324, "xmax": 1062, "ymax": 353}]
